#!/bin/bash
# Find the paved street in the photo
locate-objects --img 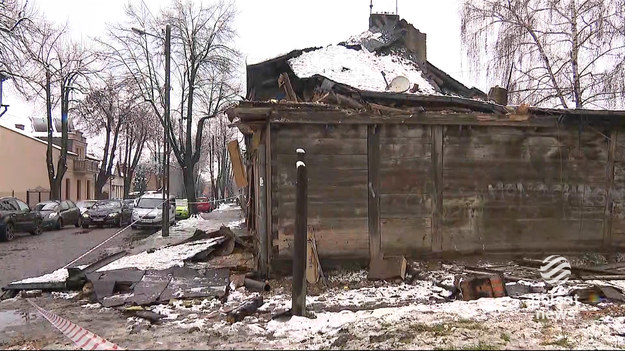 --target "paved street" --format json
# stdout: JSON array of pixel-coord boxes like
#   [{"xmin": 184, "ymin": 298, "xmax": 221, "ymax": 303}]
[{"xmin": 0, "ymin": 225, "xmax": 156, "ymax": 288}]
